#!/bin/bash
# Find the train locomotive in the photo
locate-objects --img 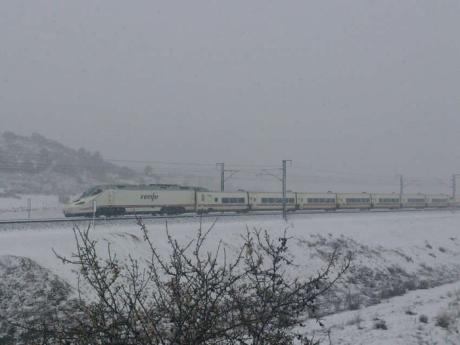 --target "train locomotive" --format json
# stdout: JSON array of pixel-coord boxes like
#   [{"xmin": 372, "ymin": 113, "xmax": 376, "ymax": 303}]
[{"xmin": 63, "ymin": 184, "xmax": 453, "ymax": 217}]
